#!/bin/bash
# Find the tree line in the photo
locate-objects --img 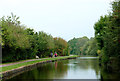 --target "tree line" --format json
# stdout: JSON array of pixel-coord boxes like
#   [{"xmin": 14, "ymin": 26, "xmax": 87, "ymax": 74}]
[
  {"xmin": 68, "ymin": 36, "xmax": 98, "ymax": 56},
  {"xmin": 94, "ymin": 0, "xmax": 120, "ymax": 64},
  {"xmin": 0, "ymin": 13, "xmax": 69, "ymax": 63}
]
